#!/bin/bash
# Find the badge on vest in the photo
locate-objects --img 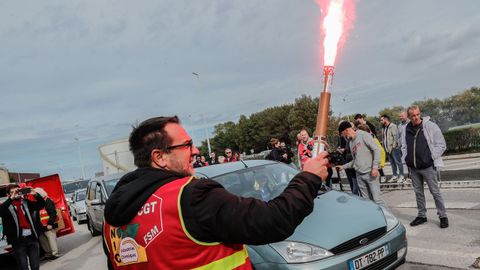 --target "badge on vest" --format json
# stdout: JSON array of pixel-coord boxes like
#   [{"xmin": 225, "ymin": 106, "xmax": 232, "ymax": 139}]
[{"xmin": 109, "ymin": 224, "xmax": 148, "ymax": 266}]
